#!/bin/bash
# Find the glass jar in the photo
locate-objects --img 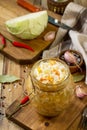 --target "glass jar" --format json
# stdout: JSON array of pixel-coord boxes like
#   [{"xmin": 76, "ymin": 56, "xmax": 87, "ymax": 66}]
[{"xmin": 30, "ymin": 58, "xmax": 75, "ymax": 117}]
